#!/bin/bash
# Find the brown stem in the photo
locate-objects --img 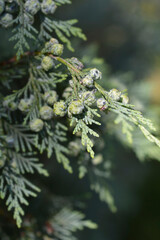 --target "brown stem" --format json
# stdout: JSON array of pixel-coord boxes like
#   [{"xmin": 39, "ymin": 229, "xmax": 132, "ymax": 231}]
[{"xmin": 0, "ymin": 51, "xmax": 40, "ymax": 67}]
